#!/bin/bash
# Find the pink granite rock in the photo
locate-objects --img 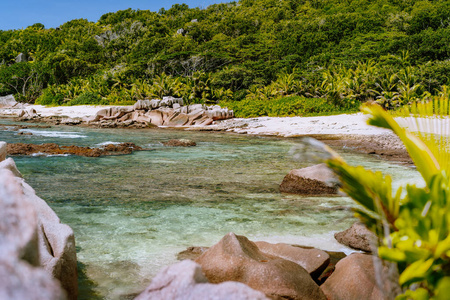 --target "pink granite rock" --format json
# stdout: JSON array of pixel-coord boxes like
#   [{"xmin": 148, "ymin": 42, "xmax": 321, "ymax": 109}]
[{"xmin": 196, "ymin": 232, "xmax": 326, "ymax": 300}]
